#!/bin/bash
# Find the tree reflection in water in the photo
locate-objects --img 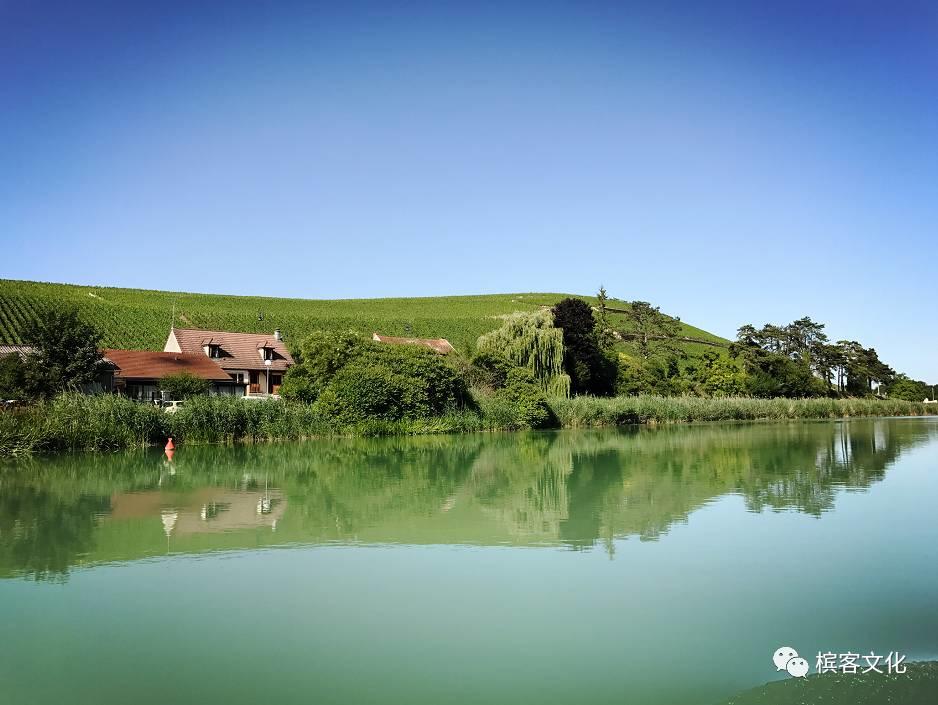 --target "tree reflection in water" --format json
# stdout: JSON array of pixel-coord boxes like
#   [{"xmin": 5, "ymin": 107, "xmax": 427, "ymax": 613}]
[{"xmin": 1, "ymin": 418, "xmax": 936, "ymax": 580}]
